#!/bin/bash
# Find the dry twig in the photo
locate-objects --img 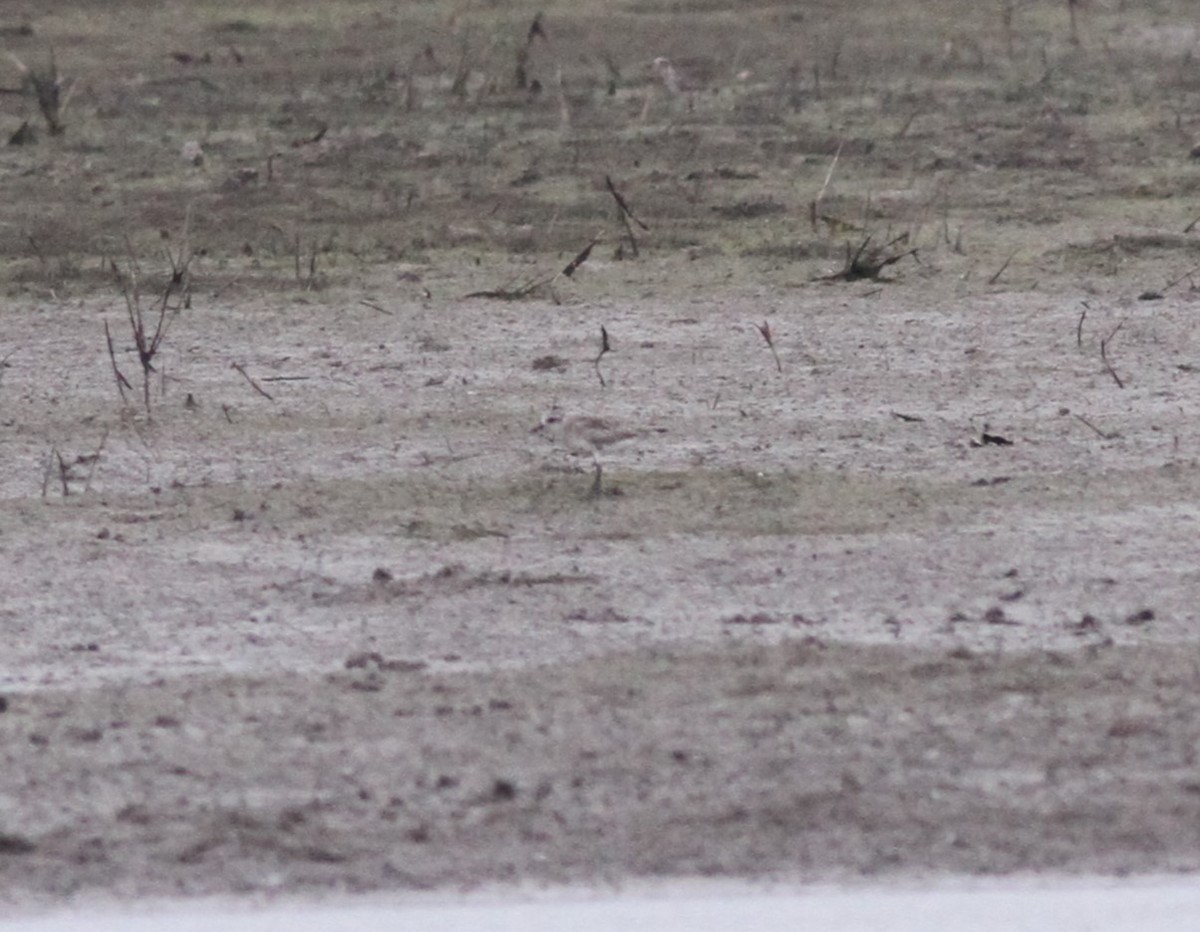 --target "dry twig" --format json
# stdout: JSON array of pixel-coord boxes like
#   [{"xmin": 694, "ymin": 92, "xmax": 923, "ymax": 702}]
[
  {"xmin": 230, "ymin": 362, "xmax": 275, "ymax": 401},
  {"xmin": 809, "ymin": 142, "xmax": 843, "ymax": 231},
  {"xmin": 42, "ymin": 435, "xmax": 107, "ymax": 498},
  {"xmin": 1099, "ymin": 319, "xmax": 1126, "ymax": 389},
  {"xmin": 594, "ymin": 325, "xmax": 611, "ymax": 387},
  {"xmin": 293, "ymin": 234, "xmax": 321, "ymax": 290},
  {"xmin": 756, "ymin": 320, "xmax": 782, "ymax": 374},
  {"xmin": 104, "ymin": 320, "xmax": 133, "ymax": 405},
  {"xmin": 1163, "ymin": 265, "xmax": 1200, "ymax": 293},
  {"xmin": 464, "ymin": 277, "xmax": 551, "ymax": 301},
  {"xmin": 561, "ymin": 239, "xmax": 596, "ymax": 278},
  {"xmin": 1073, "ymin": 413, "xmax": 1118, "ymax": 440},
  {"xmin": 605, "ymin": 175, "xmax": 648, "ymax": 257},
  {"xmin": 988, "ymin": 249, "xmax": 1018, "ymax": 285}
]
